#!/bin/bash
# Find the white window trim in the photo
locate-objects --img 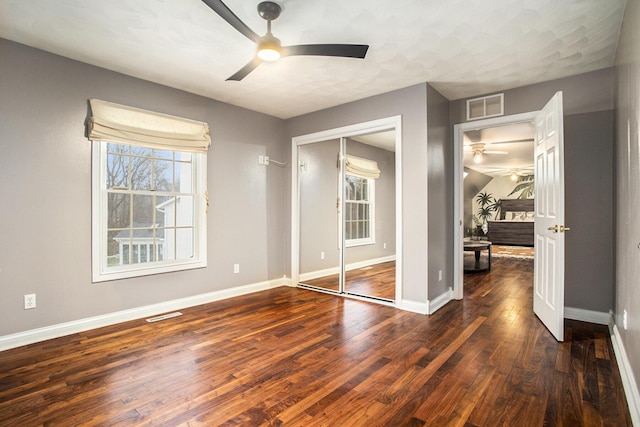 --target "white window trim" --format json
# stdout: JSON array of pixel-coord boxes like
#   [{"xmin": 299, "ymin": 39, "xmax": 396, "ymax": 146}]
[
  {"xmin": 344, "ymin": 175, "xmax": 375, "ymax": 248},
  {"xmin": 91, "ymin": 141, "xmax": 207, "ymax": 282}
]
